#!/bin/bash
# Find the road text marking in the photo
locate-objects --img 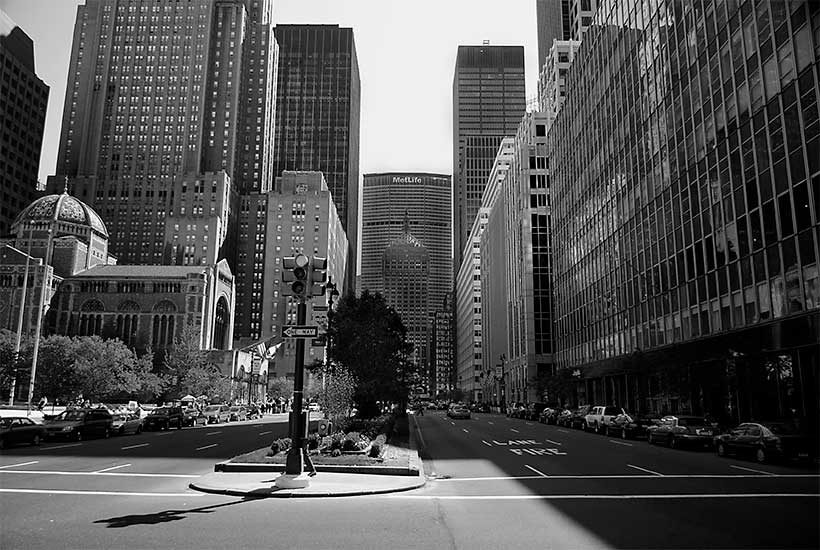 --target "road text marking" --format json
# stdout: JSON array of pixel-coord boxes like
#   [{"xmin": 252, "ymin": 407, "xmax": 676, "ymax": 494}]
[
  {"xmin": 544, "ymin": 439, "xmax": 563, "ymax": 446},
  {"xmin": 609, "ymin": 440, "xmax": 633, "ymax": 447},
  {"xmin": 0, "ymin": 461, "xmax": 38, "ymax": 469},
  {"xmin": 627, "ymin": 464, "xmax": 663, "ymax": 476},
  {"xmin": 196, "ymin": 443, "xmax": 218, "ymax": 451},
  {"xmin": 94, "ymin": 464, "xmax": 131, "ymax": 473},
  {"xmin": 0, "ymin": 488, "xmax": 203, "ymax": 497},
  {"xmin": 121, "ymin": 443, "xmax": 149, "ymax": 450},
  {"xmin": 524, "ymin": 464, "xmax": 548, "ymax": 477},
  {"xmin": 39, "ymin": 443, "xmax": 82, "ymax": 451},
  {"xmin": 510, "ymin": 448, "xmax": 566, "ymax": 456},
  {"xmin": 730, "ymin": 464, "xmax": 776, "ymax": 476}
]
